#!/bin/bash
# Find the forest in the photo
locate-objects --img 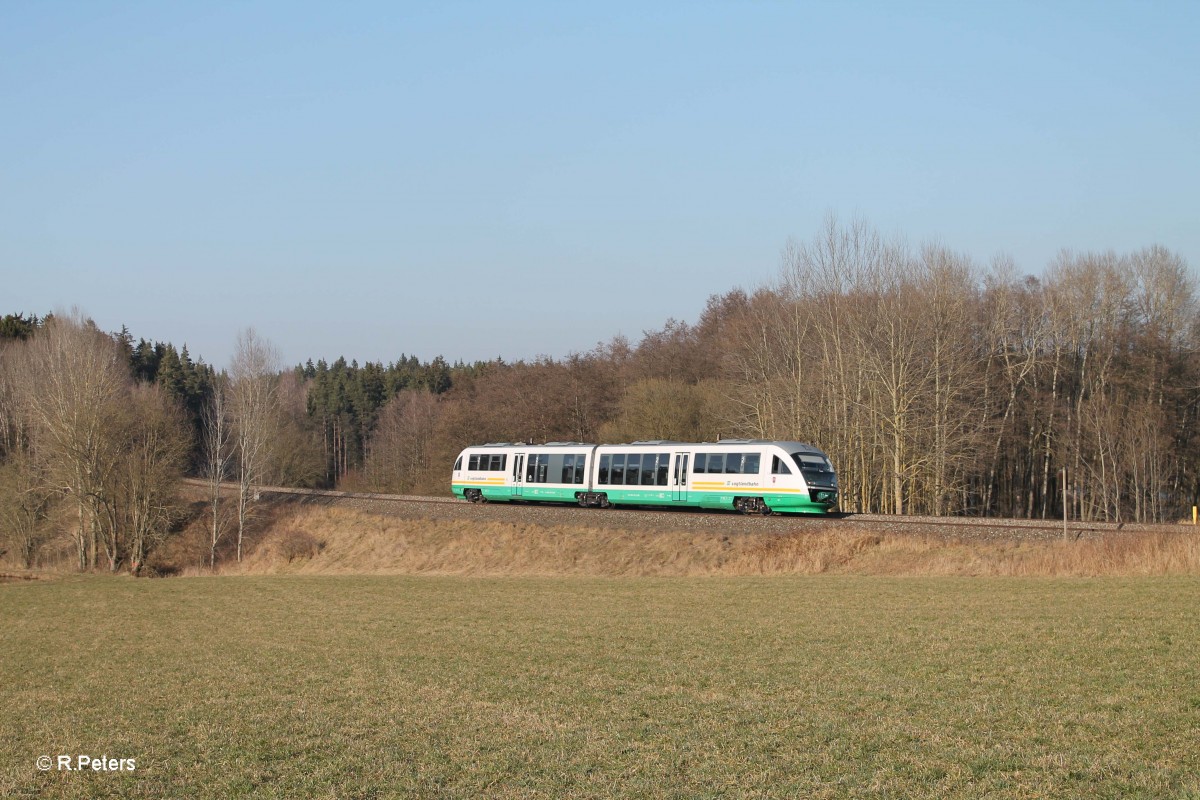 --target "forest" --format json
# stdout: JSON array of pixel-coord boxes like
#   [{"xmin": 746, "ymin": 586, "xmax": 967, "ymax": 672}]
[{"xmin": 2, "ymin": 219, "xmax": 1198, "ymax": 571}]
